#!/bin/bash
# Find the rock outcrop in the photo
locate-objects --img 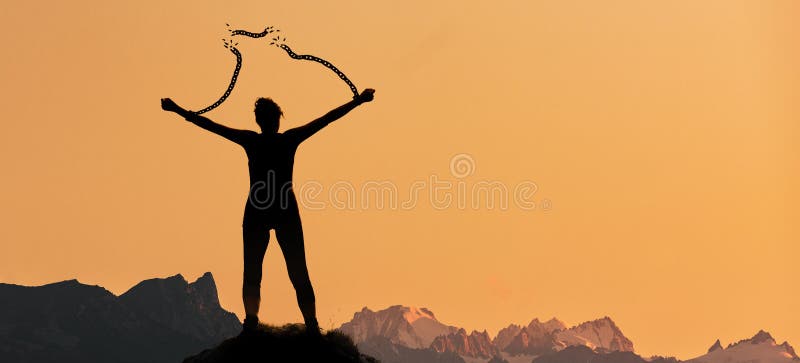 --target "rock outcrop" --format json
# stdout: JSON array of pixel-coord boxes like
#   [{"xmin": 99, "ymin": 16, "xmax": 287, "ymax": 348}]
[{"xmin": 430, "ymin": 328, "xmax": 501, "ymax": 358}]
